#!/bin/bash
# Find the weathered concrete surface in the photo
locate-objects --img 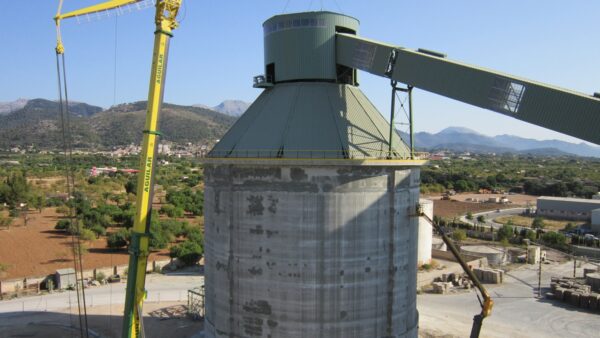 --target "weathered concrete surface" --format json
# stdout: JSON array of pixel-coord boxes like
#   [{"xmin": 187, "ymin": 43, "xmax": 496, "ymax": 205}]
[
  {"xmin": 417, "ymin": 199, "xmax": 433, "ymax": 266},
  {"xmin": 203, "ymin": 164, "xmax": 420, "ymax": 338}
]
